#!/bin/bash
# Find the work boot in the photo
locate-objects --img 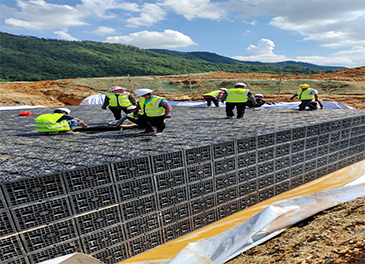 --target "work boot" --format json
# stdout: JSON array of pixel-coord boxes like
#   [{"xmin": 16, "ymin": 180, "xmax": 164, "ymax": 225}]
[
  {"xmin": 63, "ymin": 131, "xmax": 80, "ymax": 135},
  {"xmin": 155, "ymin": 130, "xmax": 164, "ymax": 136}
]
